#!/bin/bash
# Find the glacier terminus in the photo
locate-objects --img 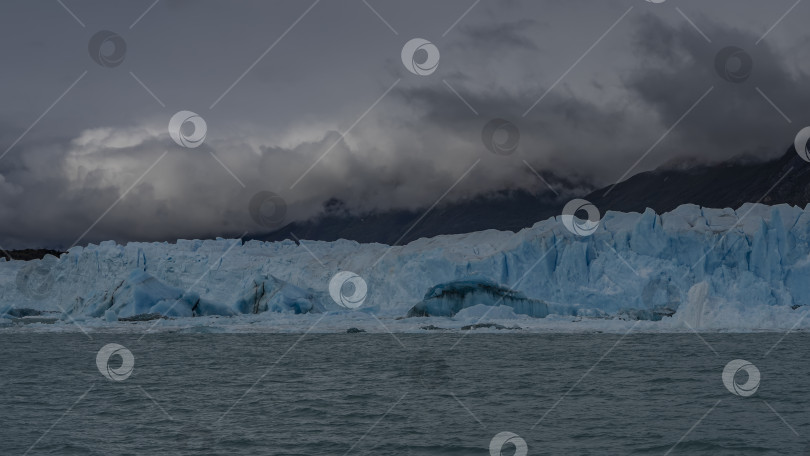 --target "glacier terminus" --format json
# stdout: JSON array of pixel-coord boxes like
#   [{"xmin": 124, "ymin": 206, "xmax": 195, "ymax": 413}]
[{"xmin": 3, "ymin": 203, "xmax": 810, "ymax": 333}]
